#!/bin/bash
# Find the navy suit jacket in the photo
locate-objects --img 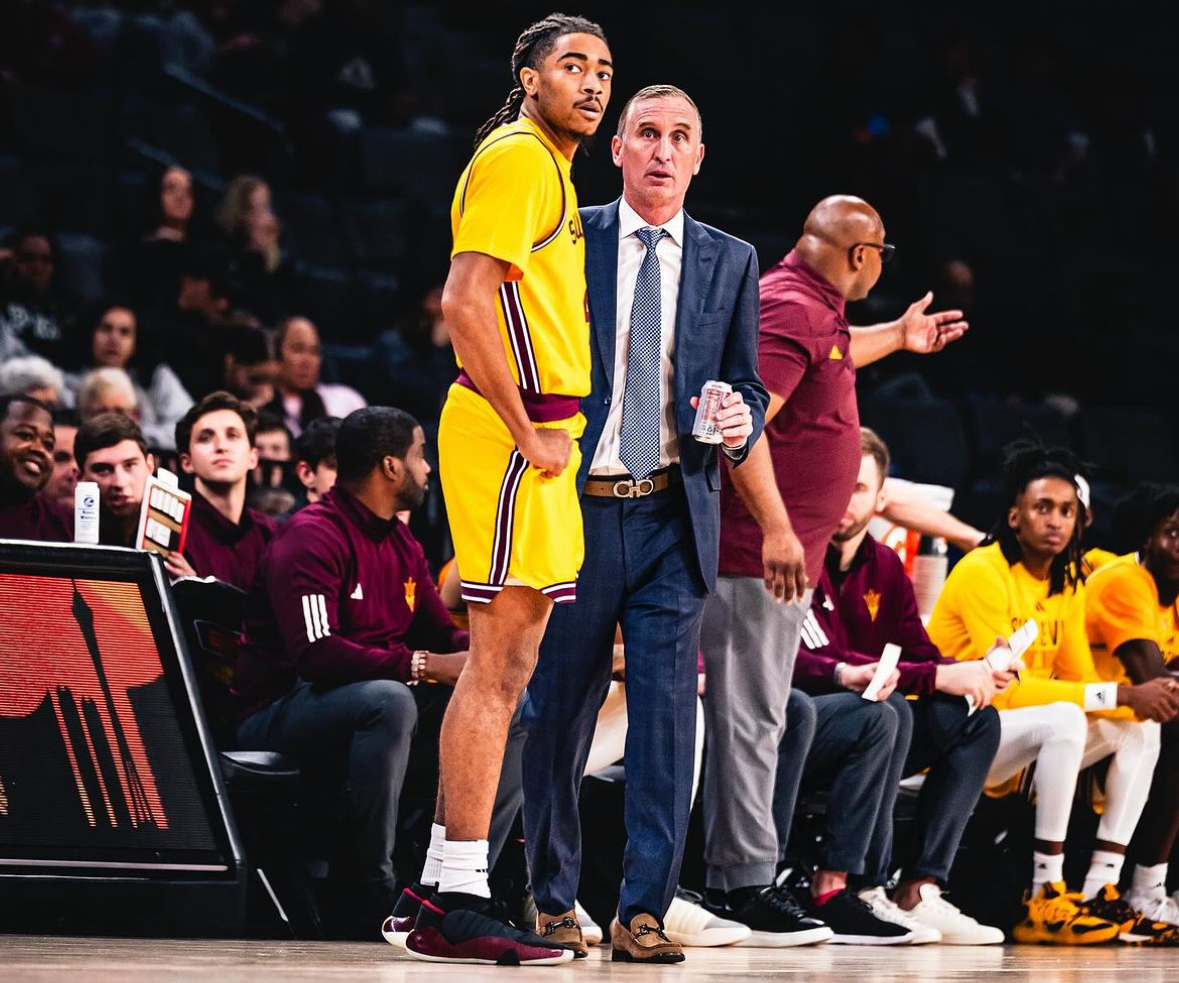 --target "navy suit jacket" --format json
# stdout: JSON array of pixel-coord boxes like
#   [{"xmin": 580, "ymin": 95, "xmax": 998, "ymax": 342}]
[{"xmin": 577, "ymin": 199, "xmax": 768, "ymax": 592}]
